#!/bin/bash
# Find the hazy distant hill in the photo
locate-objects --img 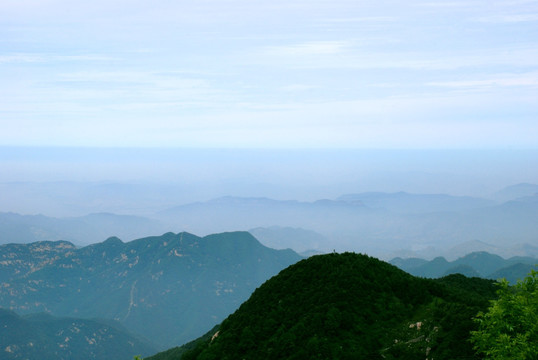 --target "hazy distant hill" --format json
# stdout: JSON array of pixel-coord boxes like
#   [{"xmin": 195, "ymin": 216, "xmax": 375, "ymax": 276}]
[
  {"xmin": 0, "ymin": 232, "xmax": 301, "ymax": 349},
  {"xmin": 156, "ymin": 193, "xmax": 538, "ymax": 259},
  {"xmin": 2, "ymin": 185, "xmax": 537, "ymax": 259},
  {"xmin": 0, "ymin": 212, "xmax": 165, "ymax": 245},
  {"xmin": 148, "ymin": 253, "xmax": 497, "ymax": 360},
  {"xmin": 0, "ymin": 181, "xmax": 191, "ymax": 217},
  {"xmin": 390, "ymin": 251, "xmax": 537, "ymax": 282},
  {"xmin": 487, "ymin": 263, "xmax": 537, "ymax": 284},
  {"xmin": 158, "ymin": 196, "xmax": 366, "ymax": 236},
  {"xmin": 492, "ymin": 183, "xmax": 538, "ymax": 202},
  {"xmin": 443, "ymin": 240, "xmax": 505, "ymax": 260},
  {"xmin": 337, "ymin": 191, "xmax": 494, "ymax": 213},
  {"xmin": 0, "ymin": 308, "xmax": 156, "ymax": 360},
  {"xmin": 248, "ymin": 226, "xmax": 327, "ymax": 253},
  {"xmin": 426, "ymin": 240, "xmax": 538, "ymax": 261}
]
